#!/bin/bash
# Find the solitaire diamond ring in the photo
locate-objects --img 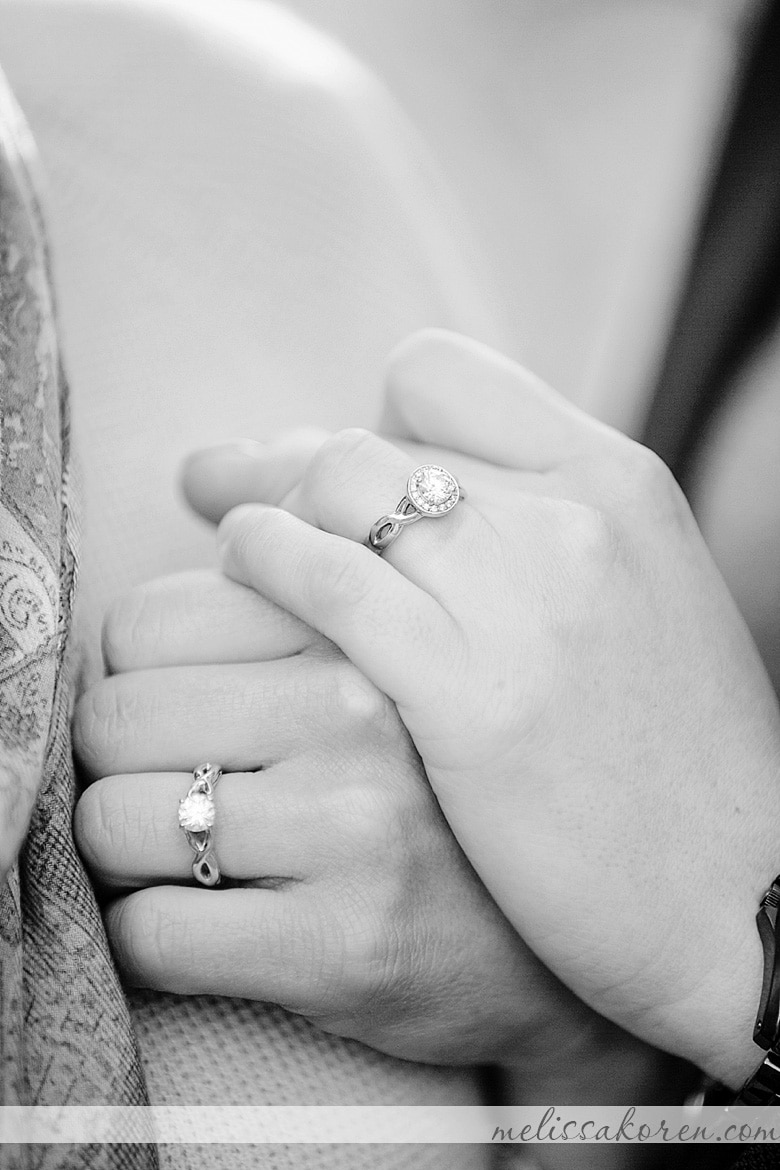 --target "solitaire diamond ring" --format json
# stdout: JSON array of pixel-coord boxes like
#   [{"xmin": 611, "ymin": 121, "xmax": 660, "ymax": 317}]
[{"xmin": 178, "ymin": 763, "xmax": 222, "ymax": 886}]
